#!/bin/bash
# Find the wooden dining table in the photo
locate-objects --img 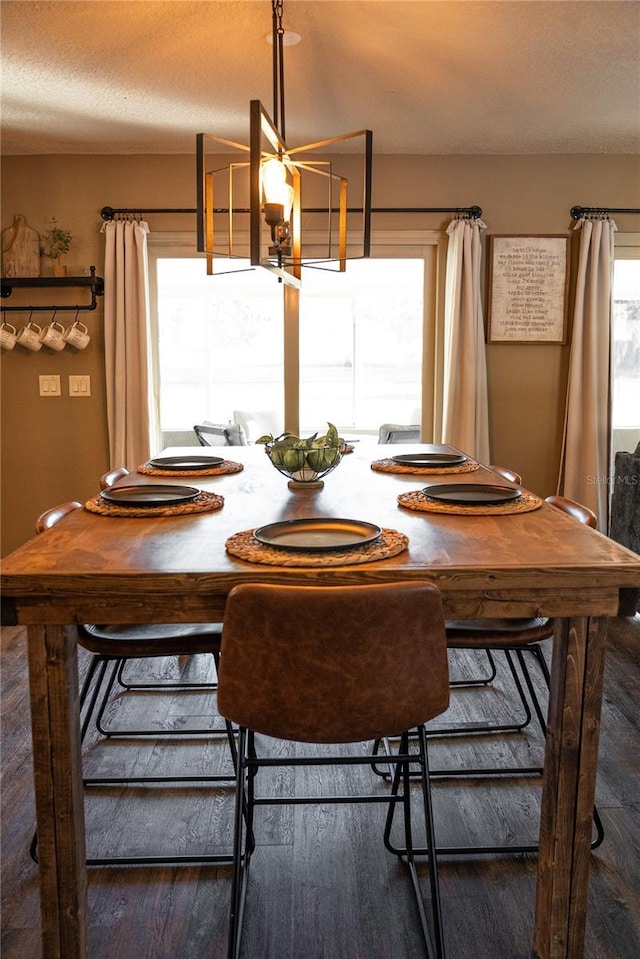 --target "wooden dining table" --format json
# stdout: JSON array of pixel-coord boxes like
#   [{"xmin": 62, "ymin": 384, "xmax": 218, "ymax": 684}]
[{"xmin": 2, "ymin": 444, "xmax": 639, "ymax": 959}]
